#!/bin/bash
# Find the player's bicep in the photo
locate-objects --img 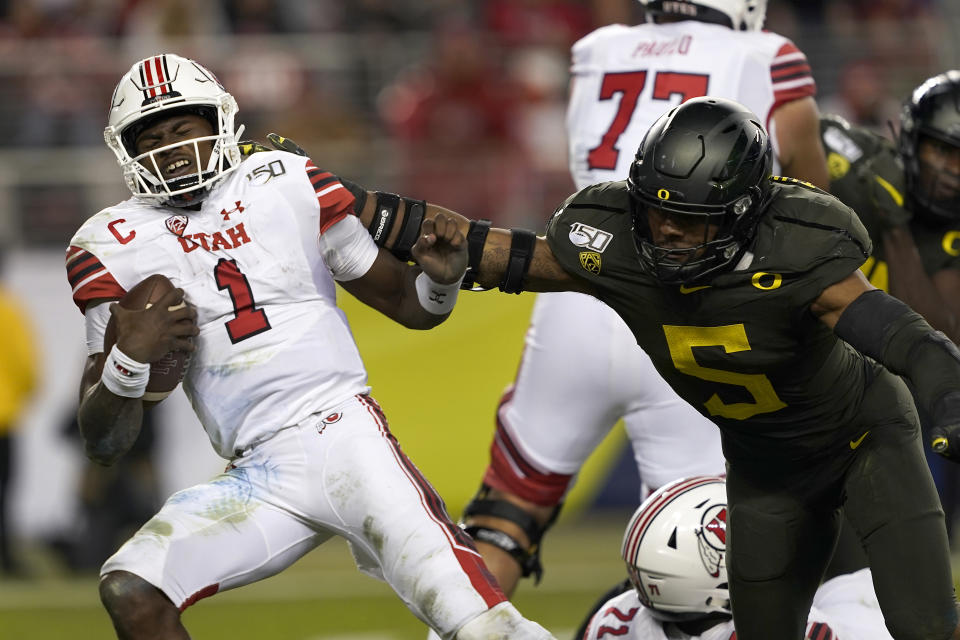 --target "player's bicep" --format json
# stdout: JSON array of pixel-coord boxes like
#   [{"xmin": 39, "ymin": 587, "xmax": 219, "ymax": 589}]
[
  {"xmin": 773, "ymin": 97, "xmax": 830, "ymax": 190},
  {"xmin": 811, "ymin": 269, "xmax": 876, "ymax": 329}
]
